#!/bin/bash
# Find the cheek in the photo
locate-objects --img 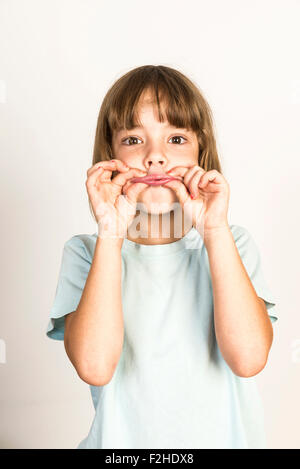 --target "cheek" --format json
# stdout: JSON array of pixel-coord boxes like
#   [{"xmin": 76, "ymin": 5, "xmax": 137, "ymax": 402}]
[
  {"xmin": 173, "ymin": 148, "xmax": 198, "ymax": 164},
  {"xmin": 115, "ymin": 152, "xmax": 137, "ymax": 168}
]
